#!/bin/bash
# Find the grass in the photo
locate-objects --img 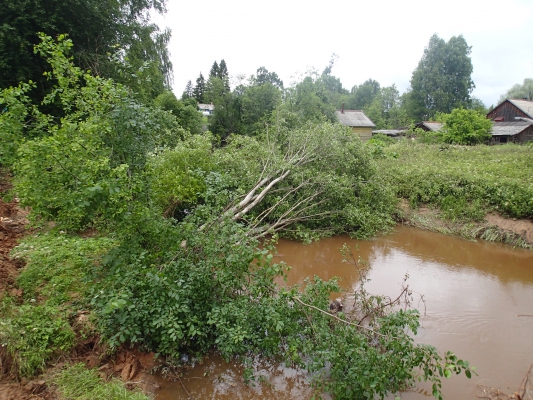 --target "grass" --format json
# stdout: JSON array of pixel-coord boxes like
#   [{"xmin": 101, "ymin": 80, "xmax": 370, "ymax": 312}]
[
  {"xmin": 0, "ymin": 231, "xmax": 115, "ymax": 378},
  {"xmin": 375, "ymin": 142, "xmax": 533, "ymax": 220},
  {"xmin": 53, "ymin": 363, "xmax": 150, "ymax": 400},
  {"xmin": 12, "ymin": 232, "xmax": 115, "ymax": 306}
]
